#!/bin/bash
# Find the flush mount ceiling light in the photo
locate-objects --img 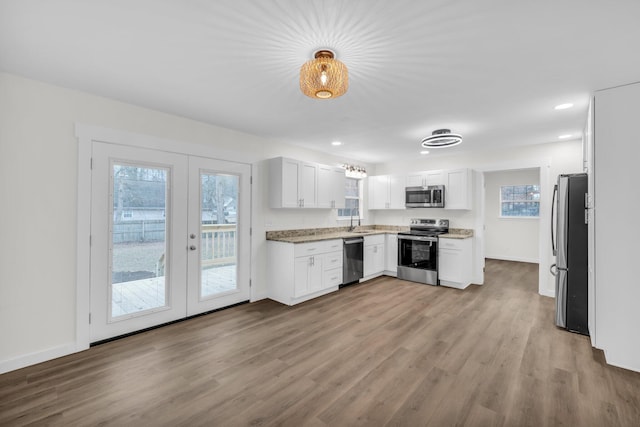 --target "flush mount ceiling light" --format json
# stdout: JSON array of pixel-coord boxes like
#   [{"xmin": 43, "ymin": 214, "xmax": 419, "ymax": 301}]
[
  {"xmin": 421, "ymin": 129, "xmax": 462, "ymax": 148},
  {"xmin": 300, "ymin": 50, "xmax": 348, "ymax": 99}
]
